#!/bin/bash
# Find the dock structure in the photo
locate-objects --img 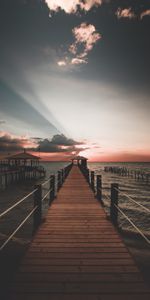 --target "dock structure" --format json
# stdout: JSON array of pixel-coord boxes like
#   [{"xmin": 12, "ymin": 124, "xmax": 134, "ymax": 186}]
[
  {"xmin": 10, "ymin": 165, "xmax": 150, "ymax": 300},
  {"xmin": 0, "ymin": 150, "xmax": 45, "ymax": 189}
]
